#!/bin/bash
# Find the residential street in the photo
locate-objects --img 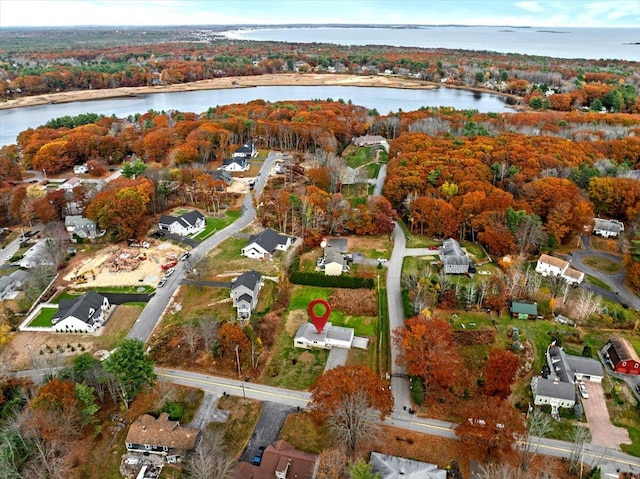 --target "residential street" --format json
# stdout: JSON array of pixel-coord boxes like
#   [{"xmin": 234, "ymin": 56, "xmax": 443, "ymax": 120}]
[{"xmin": 126, "ymin": 152, "xmax": 279, "ymax": 342}]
